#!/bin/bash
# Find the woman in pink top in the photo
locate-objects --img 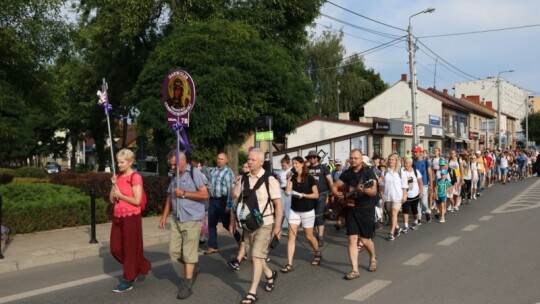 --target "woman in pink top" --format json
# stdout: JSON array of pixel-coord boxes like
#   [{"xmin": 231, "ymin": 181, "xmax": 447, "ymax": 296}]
[{"xmin": 109, "ymin": 149, "xmax": 151, "ymax": 293}]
